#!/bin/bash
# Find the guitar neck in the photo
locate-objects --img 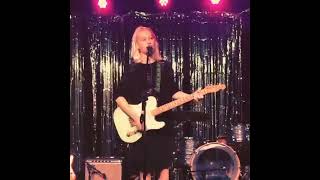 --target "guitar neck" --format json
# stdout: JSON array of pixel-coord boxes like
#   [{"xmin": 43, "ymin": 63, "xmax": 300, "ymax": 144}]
[
  {"xmin": 150, "ymin": 84, "xmax": 225, "ymax": 116},
  {"xmin": 151, "ymin": 95, "xmax": 195, "ymax": 116}
]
